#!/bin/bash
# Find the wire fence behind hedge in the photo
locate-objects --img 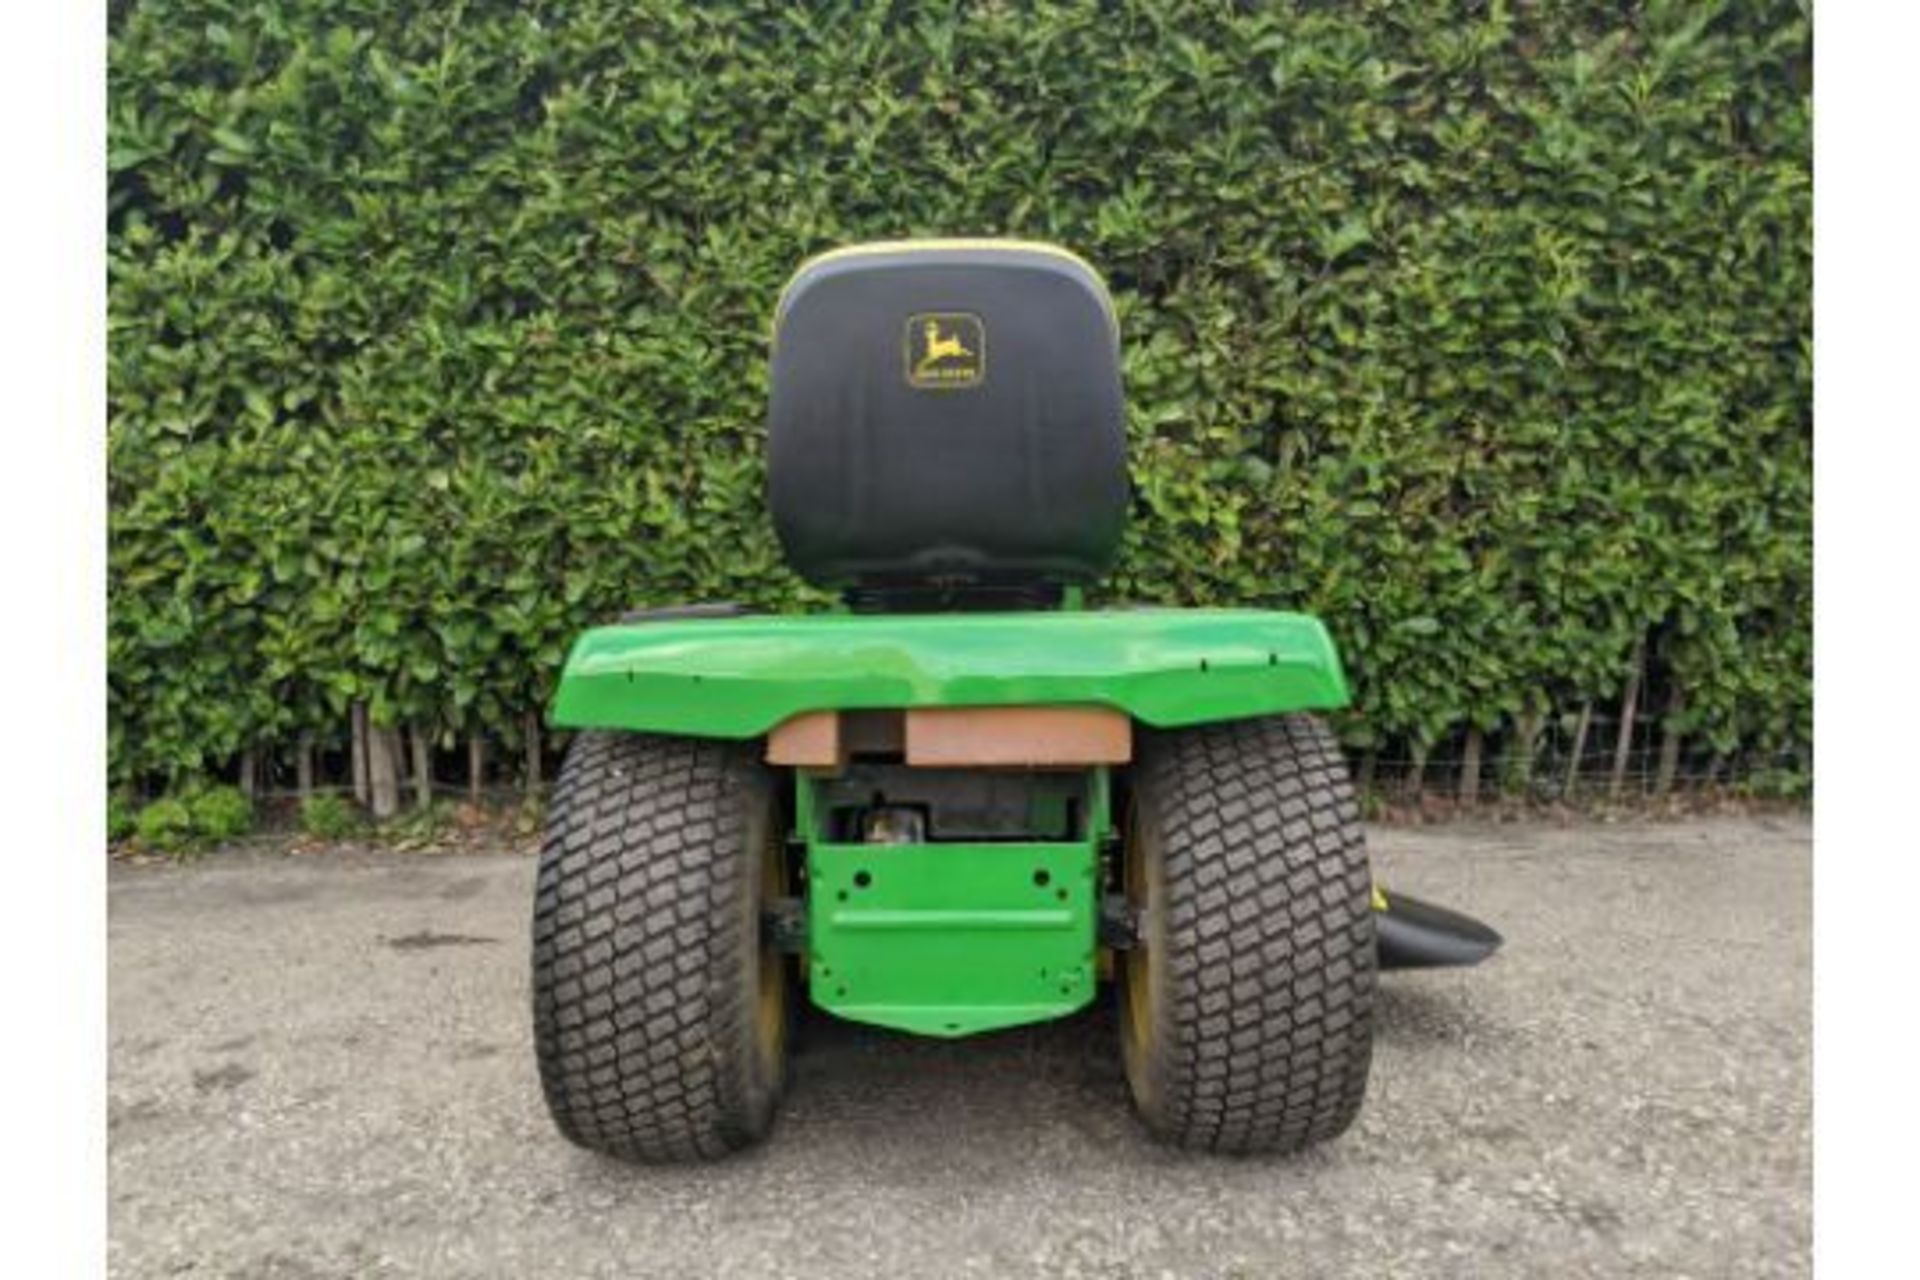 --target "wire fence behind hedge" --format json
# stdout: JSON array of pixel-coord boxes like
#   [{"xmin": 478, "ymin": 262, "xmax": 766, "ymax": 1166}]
[{"xmin": 195, "ymin": 698, "xmax": 1806, "ymax": 821}]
